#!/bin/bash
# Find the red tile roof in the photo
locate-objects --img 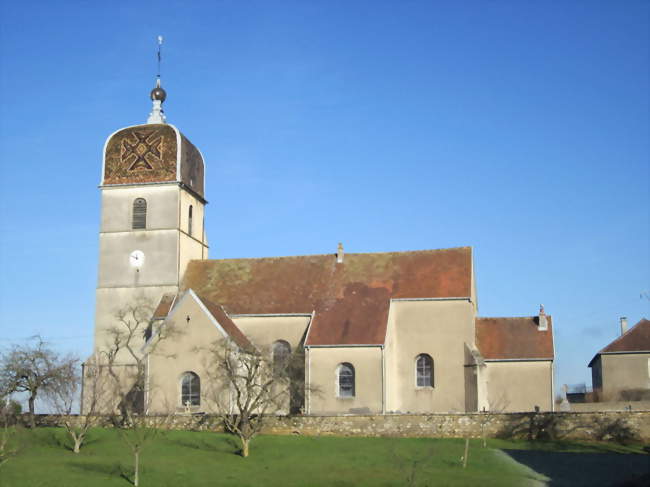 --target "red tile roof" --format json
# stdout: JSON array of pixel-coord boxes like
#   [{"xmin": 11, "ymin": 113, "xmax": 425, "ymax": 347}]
[
  {"xmin": 182, "ymin": 247, "xmax": 473, "ymax": 346},
  {"xmin": 195, "ymin": 294, "xmax": 255, "ymax": 351},
  {"xmin": 475, "ymin": 316, "xmax": 554, "ymax": 360},
  {"xmin": 154, "ymin": 291, "xmax": 253, "ymax": 350},
  {"xmin": 589, "ymin": 319, "xmax": 650, "ymax": 367},
  {"xmin": 153, "ymin": 293, "xmax": 176, "ymax": 320}
]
